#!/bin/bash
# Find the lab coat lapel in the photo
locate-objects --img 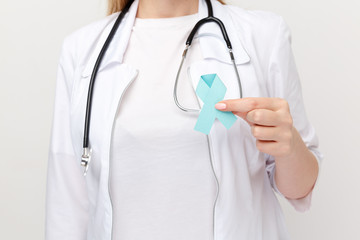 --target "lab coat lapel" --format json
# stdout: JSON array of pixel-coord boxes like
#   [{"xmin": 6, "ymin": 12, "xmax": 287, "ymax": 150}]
[
  {"xmin": 70, "ymin": 64, "xmax": 138, "ymax": 175},
  {"xmin": 71, "ymin": 0, "xmax": 141, "ymax": 171},
  {"xmin": 81, "ymin": 0, "xmax": 139, "ymax": 78}
]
